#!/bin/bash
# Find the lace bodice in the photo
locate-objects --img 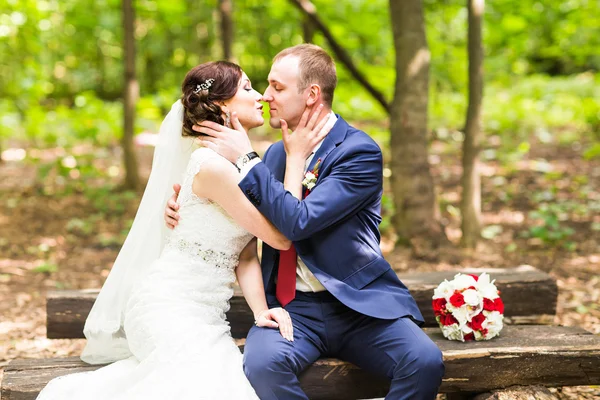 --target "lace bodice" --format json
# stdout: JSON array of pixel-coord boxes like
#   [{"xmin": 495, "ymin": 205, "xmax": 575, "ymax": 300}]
[{"xmin": 164, "ymin": 147, "xmax": 253, "ymax": 268}]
